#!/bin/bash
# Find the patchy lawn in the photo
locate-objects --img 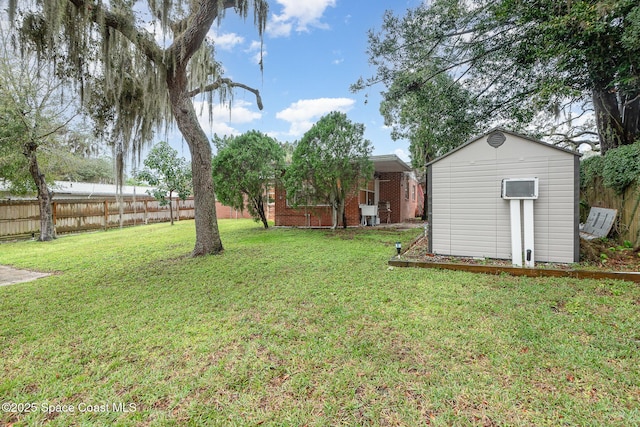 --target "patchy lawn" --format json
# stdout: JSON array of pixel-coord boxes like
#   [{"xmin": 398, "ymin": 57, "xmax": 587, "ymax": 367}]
[{"xmin": 1, "ymin": 220, "xmax": 639, "ymax": 426}]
